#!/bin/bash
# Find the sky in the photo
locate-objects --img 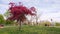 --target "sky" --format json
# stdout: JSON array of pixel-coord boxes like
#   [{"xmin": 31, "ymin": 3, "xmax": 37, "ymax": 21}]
[{"xmin": 0, "ymin": 0, "xmax": 60, "ymax": 22}]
